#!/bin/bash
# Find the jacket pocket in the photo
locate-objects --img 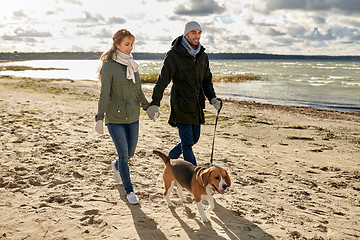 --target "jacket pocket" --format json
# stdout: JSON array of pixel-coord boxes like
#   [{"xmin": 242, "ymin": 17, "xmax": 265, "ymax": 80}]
[
  {"xmin": 109, "ymin": 100, "xmax": 127, "ymax": 119},
  {"xmin": 175, "ymin": 87, "xmax": 197, "ymax": 113}
]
